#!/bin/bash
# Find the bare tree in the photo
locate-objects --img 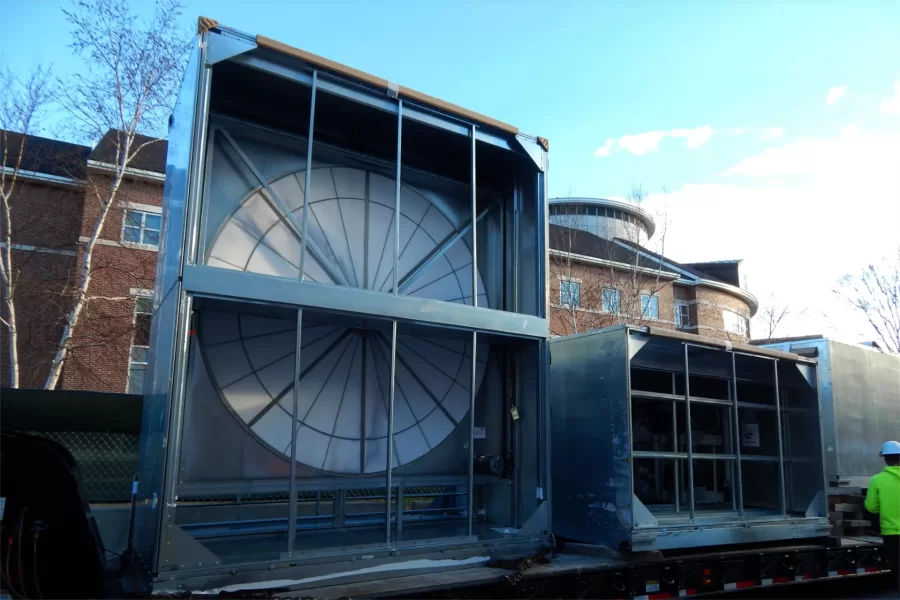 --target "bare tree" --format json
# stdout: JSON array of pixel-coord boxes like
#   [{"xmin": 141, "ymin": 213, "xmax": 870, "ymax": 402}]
[
  {"xmin": 42, "ymin": 0, "xmax": 188, "ymax": 389},
  {"xmin": 836, "ymin": 247, "xmax": 900, "ymax": 353},
  {"xmin": 548, "ymin": 187, "xmax": 675, "ymax": 337},
  {"xmin": 1, "ymin": 64, "xmax": 54, "ymax": 388},
  {"xmin": 751, "ymin": 295, "xmax": 803, "ymax": 341},
  {"xmin": 616, "ymin": 186, "xmax": 672, "ymax": 324}
]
